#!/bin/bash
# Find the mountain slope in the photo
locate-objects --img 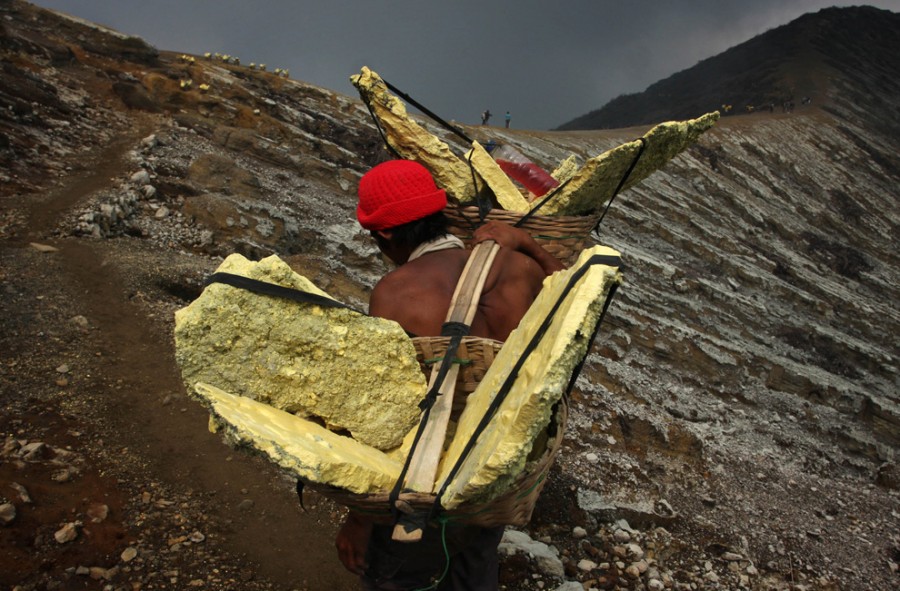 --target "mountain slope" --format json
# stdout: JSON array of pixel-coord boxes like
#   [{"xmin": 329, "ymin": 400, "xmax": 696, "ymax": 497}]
[
  {"xmin": 1, "ymin": 1, "xmax": 898, "ymax": 590},
  {"xmin": 557, "ymin": 5, "xmax": 900, "ymax": 131}
]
